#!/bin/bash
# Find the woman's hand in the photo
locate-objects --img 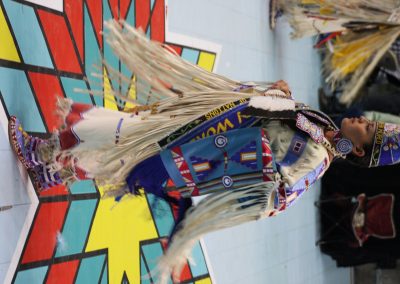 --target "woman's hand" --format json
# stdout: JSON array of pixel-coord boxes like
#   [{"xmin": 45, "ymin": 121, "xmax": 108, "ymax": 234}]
[{"xmin": 270, "ymin": 80, "xmax": 291, "ymax": 97}]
